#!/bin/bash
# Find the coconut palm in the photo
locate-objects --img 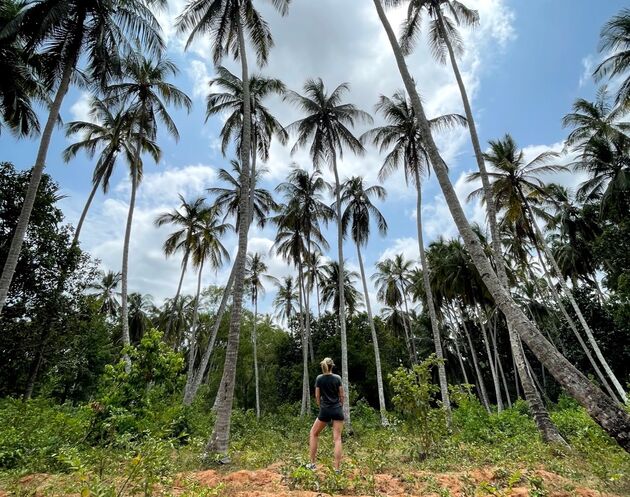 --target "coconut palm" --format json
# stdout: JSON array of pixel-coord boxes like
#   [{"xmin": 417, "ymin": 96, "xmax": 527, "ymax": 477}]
[
  {"xmin": 64, "ymin": 98, "xmax": 140, "ymax": 246},
  {"xmin": 285, "ymin": 78, "xmax": 372, "ymax": 424},
  {"xmin": 273, "ymin": 276, "xmax": 299, "ymax": 323},
  {"xmin": 88, "ymin": 270, "xmax": 121, "ymax": 319},
  {"xmin": 155, "ymin": 196, "xmax": 211, "ymax": 341},
  {"xmin": 373, "ymin": 0, "xmax": 630, "ymax": 449},
  {"xmin": 472, "ymin": 134, "xmax": 627, "ymax": 403},
  {"xmin": 177, "ymin": 0, "xmax": 290, "ymax": 458},
  {"xmin": 183, "ymin": 206, "xmax": 231, "ymax": 402},
  {"xmin": 339, "ymin": 176, "xmax": 388, "ymax": 424},
  {"xmin": 0, "ymin": 0, "xmax": 42, "ymax": 137},
  {"xmin": 305, "ymin": 250, "xmax": 327, "ymax": 318},
  {"xmin": 320, "ymin": 261, "xmax": 362, "ymax": 318},
  {"xmin": 363, "ymin": 91, "xmax": 466, "ymax": 418},
  {"xmin": 105, "ymin": 52, "xmax": 191, "ymax": 362},
  {"xmin": 128, "ymin": 293, "xmax": 154, "ymax": 344},
  {"xmin": 0, "ymin": 0, "xmax": 164, "ymax": 316},
  {"xmin": 594, "ymin": 8, "xmax": 630, "ymax": 105},
  {"xmin": 245, "ymin": 252, "xmax": 275, "ymax": 419}
]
